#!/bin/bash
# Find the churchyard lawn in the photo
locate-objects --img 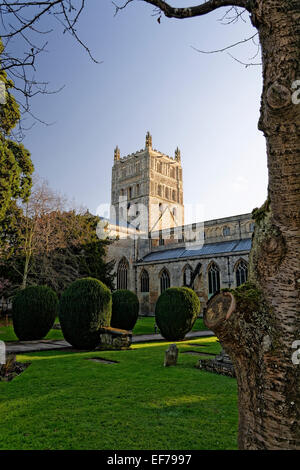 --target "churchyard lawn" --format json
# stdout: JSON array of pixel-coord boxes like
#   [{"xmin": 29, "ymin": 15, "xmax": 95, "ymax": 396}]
[{"xmin": 0, "ymin": 337, "xmax": 238, "ymax": 450}]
